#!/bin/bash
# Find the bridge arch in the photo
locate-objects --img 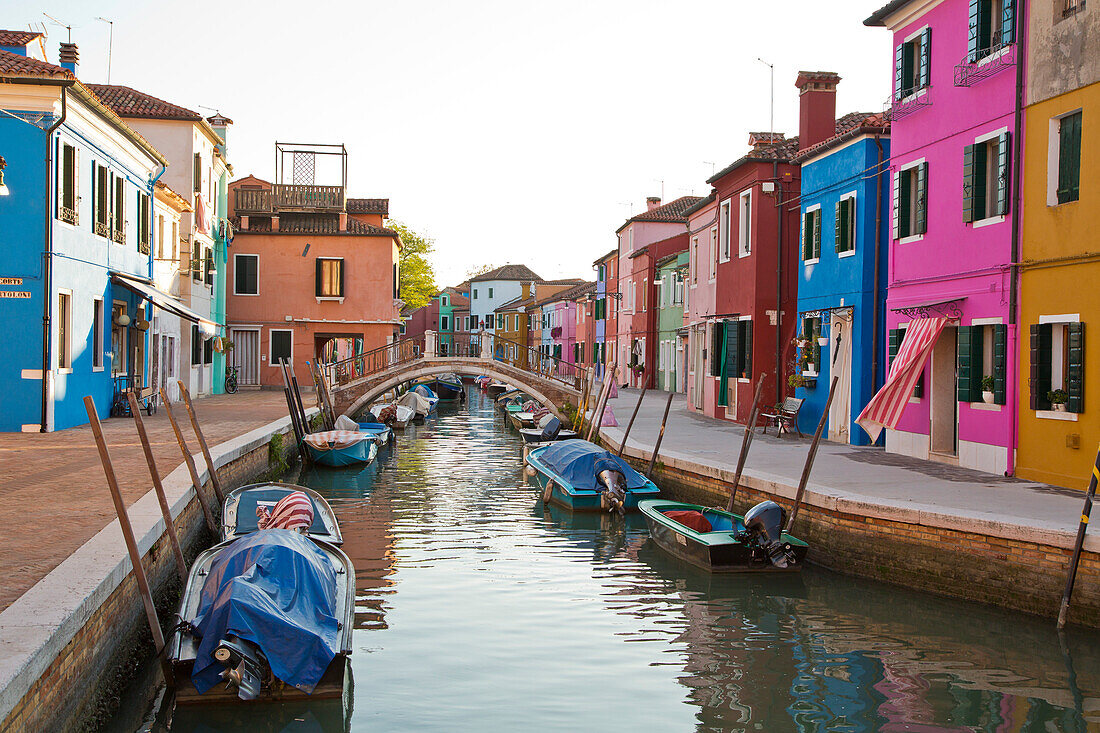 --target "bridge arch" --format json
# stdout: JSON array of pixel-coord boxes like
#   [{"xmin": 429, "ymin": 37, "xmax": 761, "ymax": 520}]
[{"xmin": 338, "ymin": 358, "xmax": 581, "ymax": 420}]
